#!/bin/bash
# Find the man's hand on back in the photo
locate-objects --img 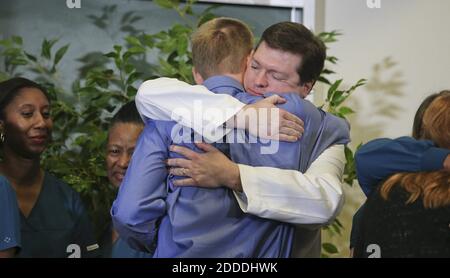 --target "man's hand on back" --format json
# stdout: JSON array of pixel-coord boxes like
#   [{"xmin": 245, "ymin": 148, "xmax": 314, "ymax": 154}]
[
  {"xmin": 167, "ymin": 143, "xmax": 243, "ymax": 192},
  {"xmin": 232, "ymin": 95, "xmax": 304, "ymax": 142}
]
